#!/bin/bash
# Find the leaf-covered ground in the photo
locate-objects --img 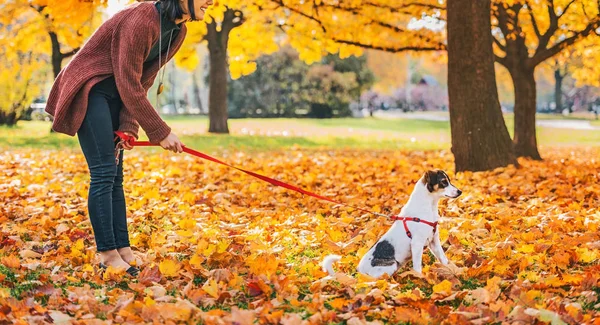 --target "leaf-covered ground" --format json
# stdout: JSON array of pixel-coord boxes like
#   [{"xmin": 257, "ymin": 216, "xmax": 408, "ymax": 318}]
[{"xmin": 1, "ymin": 147, "xmax": 600, "ymax": 324}]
